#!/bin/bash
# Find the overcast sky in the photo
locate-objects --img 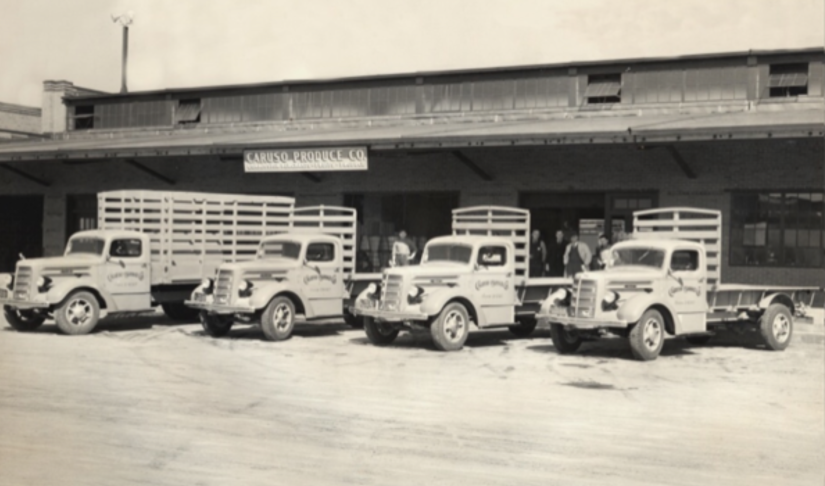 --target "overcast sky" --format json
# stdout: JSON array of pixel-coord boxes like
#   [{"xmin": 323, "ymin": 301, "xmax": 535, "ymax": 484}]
[{"xmin": 0, "ymin": 0, "xmax": 823, "ymax": 106}]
